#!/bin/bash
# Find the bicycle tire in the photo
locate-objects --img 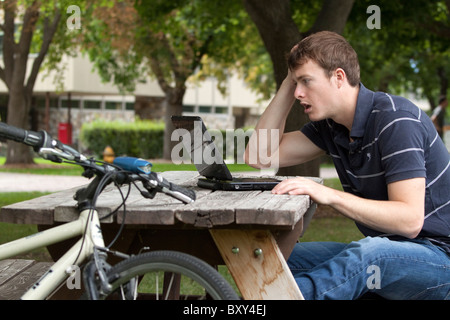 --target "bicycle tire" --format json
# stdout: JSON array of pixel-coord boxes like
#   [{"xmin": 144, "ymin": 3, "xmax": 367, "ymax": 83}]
[{"xmin": 101, "ymin": 250, "xmax": 240, "ymax": 300}]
